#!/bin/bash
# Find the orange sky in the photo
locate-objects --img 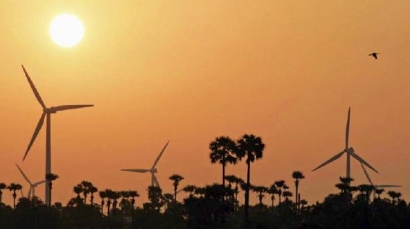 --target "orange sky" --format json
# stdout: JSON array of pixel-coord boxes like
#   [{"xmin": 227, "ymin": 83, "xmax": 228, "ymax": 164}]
[{"xmin": 1, "ymin": 1, "xmax": 410, "ymax": 207}]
